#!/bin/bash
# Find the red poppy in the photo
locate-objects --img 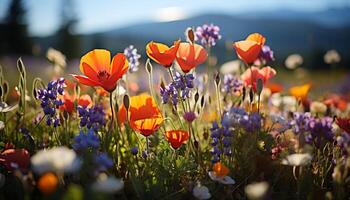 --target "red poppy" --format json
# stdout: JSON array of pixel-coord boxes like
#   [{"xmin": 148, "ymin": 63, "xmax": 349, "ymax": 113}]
[
  {"xmin": 0, "ymin": 148, "xmax": 30, "ymax": 171},
  {"xmin": 165, "ymin": 130, "xmax": 189, "ymax": 149},
  {"xmin": 72, "ymin": 49, "xmax": 128, "ymax": 92}
]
